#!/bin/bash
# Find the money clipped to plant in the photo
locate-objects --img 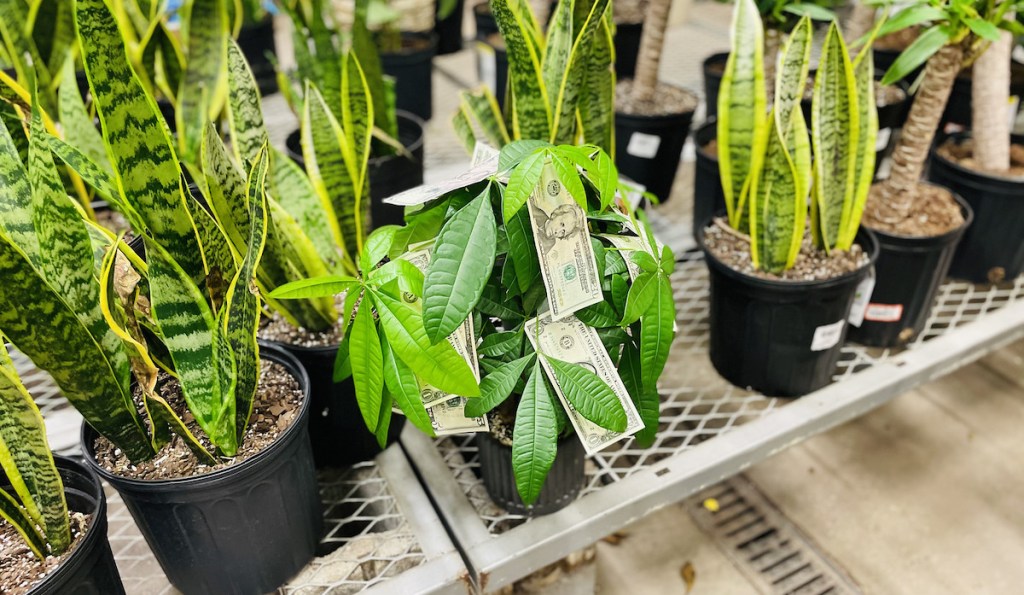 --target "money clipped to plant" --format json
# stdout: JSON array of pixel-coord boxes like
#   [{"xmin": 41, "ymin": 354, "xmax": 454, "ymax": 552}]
[
  {"xmin": 718, "ymin": 0, "xmax": 876, "ymax": 274},
  {"xmin": 452, "ymin": 0, "xmax": 616, "ymax": 155}
]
